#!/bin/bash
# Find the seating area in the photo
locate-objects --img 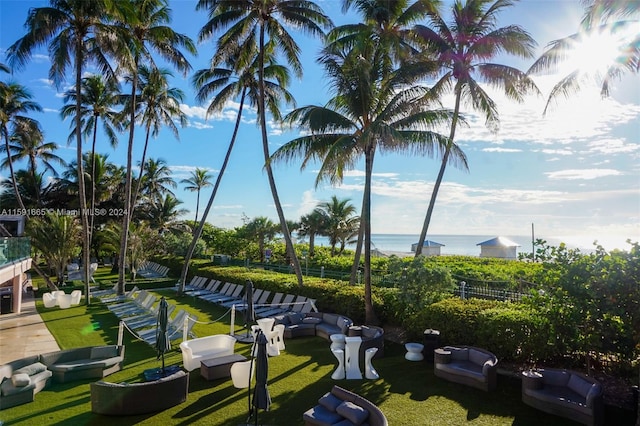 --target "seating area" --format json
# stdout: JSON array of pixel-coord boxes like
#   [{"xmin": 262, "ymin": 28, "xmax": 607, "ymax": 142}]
[
  {"xmin": 42, "ymin": 290, "xmax": 83, "ymax": 309},
  {"xmin": 98, "ymin": 289, "xmax": 198, "ymax": 347},
  {"xmin": 66, "ymin": 263, "xmax": 98, "ymax": 283},
  {"xmin": 521, "ymin": 368, "xmax": 604, "ymax": 426},
  {"xmin": 303, "ymin": 385, "xmax": 388, "ymax": 426},
  {"xmin": 179, "ymin": 334, "xmax": 237, "ymax": 372},
  {"xmin": 0, "ymin": 345, "xmax": 124, "ymax": 410},
  {"xmin": 2, "ymin": 265, "xmax": 630, "ymax": 425},
  {"xmin": 137, "ymin": 261, "xmax": 169, "ymax": 278},
  {"xmin": 184, "ymin": 276, "xmax": 317, "ymax": 317},
  {"xmin": 90, "ymin": 369, "xmax": 188, "ymax": 416},
  {"xmin": 433, "ymin": 345, "xmax": 498, "ymax": 392}
]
